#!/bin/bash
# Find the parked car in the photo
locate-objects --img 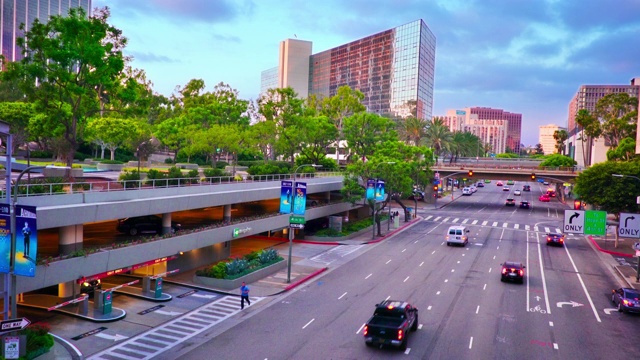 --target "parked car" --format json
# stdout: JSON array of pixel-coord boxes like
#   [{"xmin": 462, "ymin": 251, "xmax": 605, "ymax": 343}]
[
  {"xmin": 611, "ymin": 288, "xmax": 640, "ymax": 314},
  {"xmin": 523, "ymin": 185, "xmax": 531, "ymax": 192},
  {"xmin": 500, "ymin": 262, "xmax": 525, "ymax": 283},
  {"xmin": 519, "ymin": 201, "xmax": 530, "ymax": 209},
  {"xmin": 116, "ymin": 215, "xmax": 181, "ymax": 236},
  {"xmin": 408, "ymin": 189, "xmax": 425, "ymax": 201},
  {"xmin": 505, "ymin": 198, "xmax": 516, "ymax": 206},
  {"xmin": 363, "ymin": 300, "xmax": 418, "ymax": 350},
  {"xmin": 514, "ymin": 190, "xmax": 521, "ymax": 196},
  {"xmin": 470, "ymin": 185, "xmax": 477, "ymax": 193},
  {"xmin": 539, "ymin": 194, "xmax": 551, "ymax": 202},
  {"xmin": 546, "ymin": 233, "xmax": 565, "ymax": 246}
]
